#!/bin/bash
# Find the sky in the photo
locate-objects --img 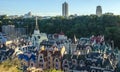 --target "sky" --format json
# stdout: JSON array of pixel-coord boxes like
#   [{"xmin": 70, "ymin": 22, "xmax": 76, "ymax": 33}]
[{"xmin": 0, "ymin": 0, "xmax": 120, "ymax": 16}]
